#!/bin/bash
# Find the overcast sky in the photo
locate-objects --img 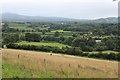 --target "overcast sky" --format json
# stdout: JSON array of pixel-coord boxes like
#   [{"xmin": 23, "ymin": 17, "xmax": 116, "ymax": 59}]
[{"xmin": 2, "ymin": 0, "xmax": 118, "ymax": 19}]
